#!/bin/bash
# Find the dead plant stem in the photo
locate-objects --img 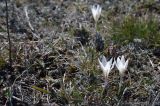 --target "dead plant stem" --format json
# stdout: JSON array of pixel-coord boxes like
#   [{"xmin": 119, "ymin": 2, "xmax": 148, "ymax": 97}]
[{"xmin": 5, "ymin": 0, "xmax": 12, "ymax": 67}]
